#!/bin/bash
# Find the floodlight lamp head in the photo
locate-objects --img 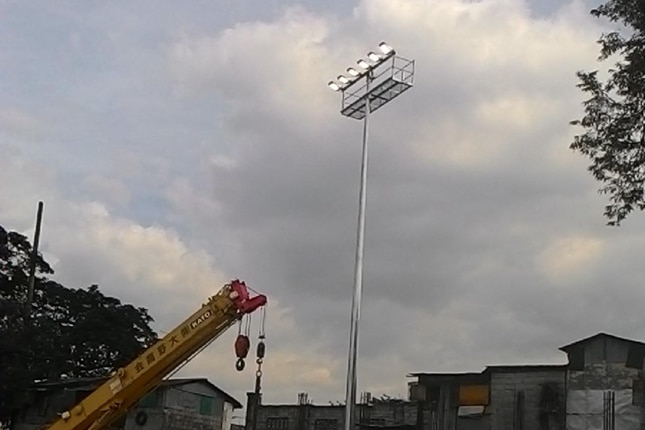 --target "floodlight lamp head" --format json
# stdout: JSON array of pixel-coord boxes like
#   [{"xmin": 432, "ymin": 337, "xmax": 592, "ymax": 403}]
[
  {"xmin": 347, "ymin": 67, "xmax": 360, "ymax": 77},
  {"xmin": 367, "ymin": 52, "xmax": 381, "ymax": 62},
  {"xmin": 337, "ymin": 75, "xmax": 350, "ymax": 84},
  {"xmin": 378, "ymin": 41, "xmax": 394, "ymax": 55},
  {"xmin": 328, "ymin": 81, "xmax": 341, "ymax": 91},
  {"xmin": 357, "ymin": 59, "xmax": 370, "ymax": 69}
]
